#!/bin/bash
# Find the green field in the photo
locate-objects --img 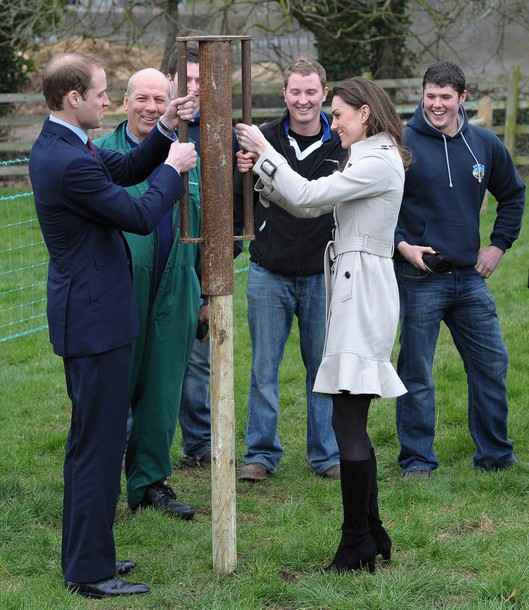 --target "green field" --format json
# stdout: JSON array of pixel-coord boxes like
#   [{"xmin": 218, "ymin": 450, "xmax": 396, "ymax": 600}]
[{"xmin": 1, "ymin": 198, "xmax": 529, "ymax": 609}]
